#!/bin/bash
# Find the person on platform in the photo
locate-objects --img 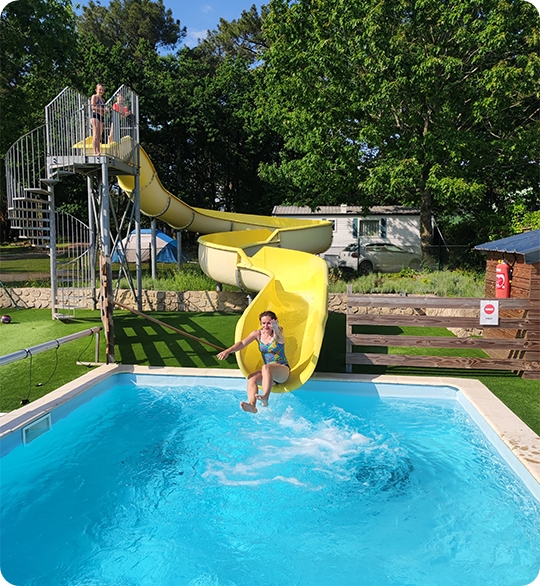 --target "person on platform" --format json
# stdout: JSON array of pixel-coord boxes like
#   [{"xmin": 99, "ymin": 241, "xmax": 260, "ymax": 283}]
[
  {"xmin": 90, "ymin": 84, "xmax": 107, "ymax": 155},
  {"xmin": 108, "ymin": 93, "xmax": 131, "ymax": 144}
]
